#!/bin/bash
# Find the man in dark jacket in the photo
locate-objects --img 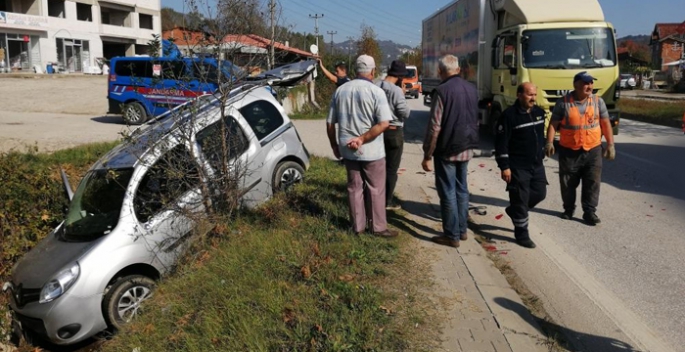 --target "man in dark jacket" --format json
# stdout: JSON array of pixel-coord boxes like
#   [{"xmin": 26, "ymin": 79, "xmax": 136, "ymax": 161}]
[
  {"xmin": 495, "ymin": 82, "xmax": 547, "ymax": 248},
  {"xmin": 422, "ymin": 54, "xmax": 480, "ymax": 248}
]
